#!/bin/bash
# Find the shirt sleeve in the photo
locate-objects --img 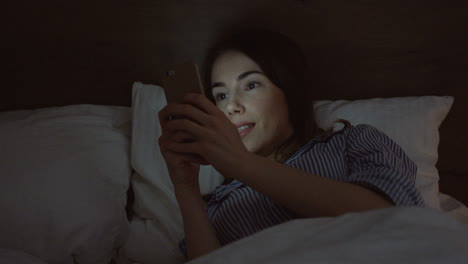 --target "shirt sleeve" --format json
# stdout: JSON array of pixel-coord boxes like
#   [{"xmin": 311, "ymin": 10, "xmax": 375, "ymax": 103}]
[{"xmin": 345, "ymin": 124, "xmax": 425, "ymax": 207}]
